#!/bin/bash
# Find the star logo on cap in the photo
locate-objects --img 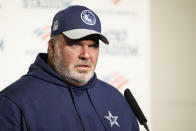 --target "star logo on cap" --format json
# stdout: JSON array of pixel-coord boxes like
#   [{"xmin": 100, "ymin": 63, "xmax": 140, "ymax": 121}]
[
  {"xmin": 81, "ymin": 10, "xmax": 96, "ymax": 25},
  {"xmin": 104, "ymin": 110, "xmax": 120, "ymax": 127}
]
